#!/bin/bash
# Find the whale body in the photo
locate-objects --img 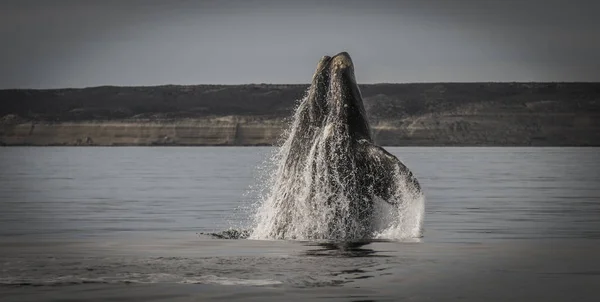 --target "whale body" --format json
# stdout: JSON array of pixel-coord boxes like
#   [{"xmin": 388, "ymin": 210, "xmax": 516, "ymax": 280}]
[{"xmin": 251, "ymin": 52, "xmax": 424, "ymax": 240}]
